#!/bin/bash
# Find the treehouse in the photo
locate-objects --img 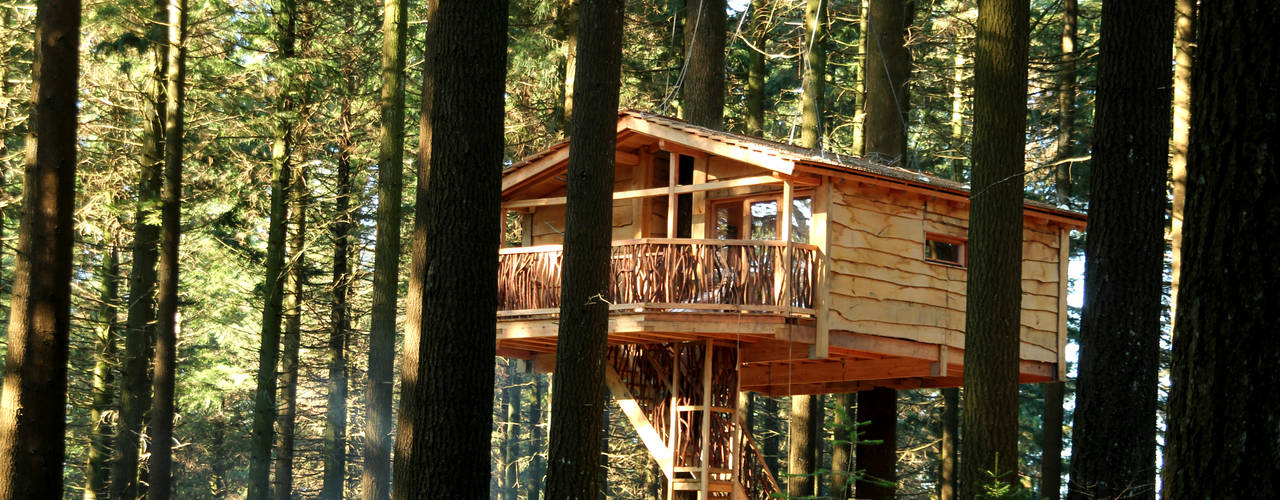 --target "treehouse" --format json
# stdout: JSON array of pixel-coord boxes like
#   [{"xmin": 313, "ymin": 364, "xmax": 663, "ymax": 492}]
[{"xmin": 496, "ymin": 111, "xmax": 1086, "ymax": 499}]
